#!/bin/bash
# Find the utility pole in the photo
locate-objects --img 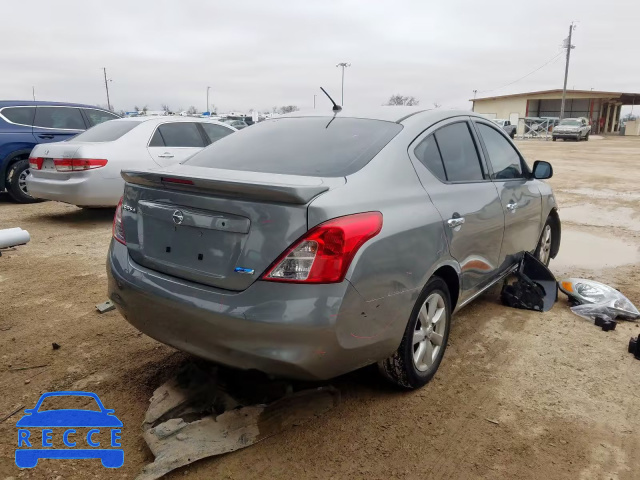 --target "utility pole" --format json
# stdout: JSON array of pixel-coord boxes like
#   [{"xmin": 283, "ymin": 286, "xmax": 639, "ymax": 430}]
[
  {"xmin": 560, "ymin": 23, "xmax": 576, "ymax": 120},
  {"xmin": 335, "ymin": 62, "xmax": 351, "ymax": 106},
  {"xmin": 472, "ymin": 89, "xmax": 478, "ymax": 112},
  {"xmin": 313, "ymin": 94, "xmax": 317, "ymax": 109},
  {"xmin": 103, "ymin": 68, "xmax": 112, "ymax": 111},
  {"xmin": 32, "ymin": 86, "xmax": 35, "ymax": 101},
  {"xmin": 206, "ymin": 86, "xmax": 211, "ymax": 114}
]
